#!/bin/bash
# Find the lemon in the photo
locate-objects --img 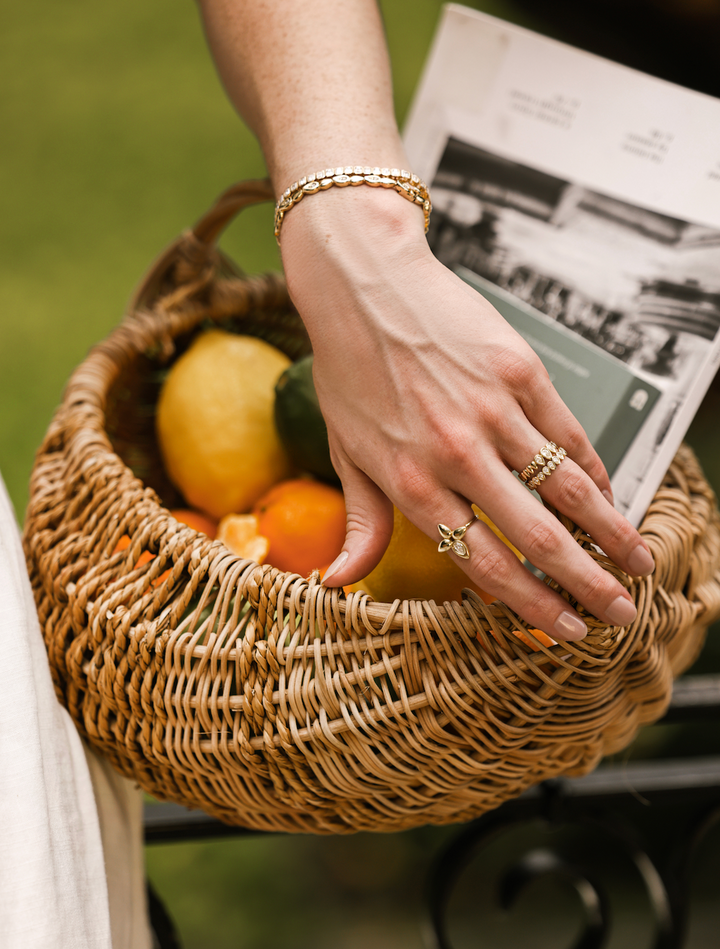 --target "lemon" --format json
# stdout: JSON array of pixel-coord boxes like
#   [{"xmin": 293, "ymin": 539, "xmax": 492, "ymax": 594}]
[
  {"xmin": 358, "ymin": 506, "xmax": 523, "ymax": 604},
  {"xmin": 156, "ymin": 330, "xmax": 293, "ymax": 519}
]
